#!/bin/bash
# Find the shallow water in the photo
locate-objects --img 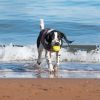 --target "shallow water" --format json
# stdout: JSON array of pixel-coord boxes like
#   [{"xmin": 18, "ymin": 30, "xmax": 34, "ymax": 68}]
[{"xmin": 0, "ymin": 62, "xmax": 100, "ymax": 78}]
